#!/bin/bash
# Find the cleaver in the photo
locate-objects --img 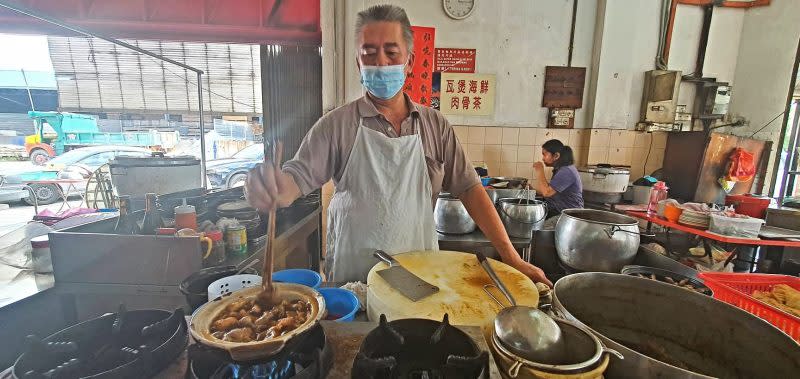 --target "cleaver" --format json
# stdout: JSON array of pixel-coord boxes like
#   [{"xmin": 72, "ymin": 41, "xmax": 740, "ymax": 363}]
[{"xmin": 373, "ymin": 250, "xmax": 439, "ymax": 301}]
